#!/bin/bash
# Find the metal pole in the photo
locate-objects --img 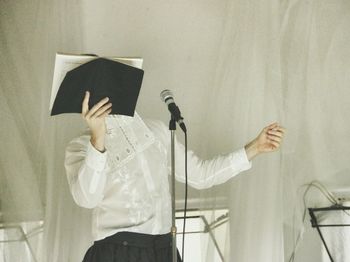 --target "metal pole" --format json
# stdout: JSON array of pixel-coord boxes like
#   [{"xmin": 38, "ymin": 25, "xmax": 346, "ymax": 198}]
[
  {"xmin": 169, "ymin": 118, "xmax": 178, "ymax": 262},
  {"xmin": 309, "ymin": 209, "xmax": 334, "ymax": 262},
  {"xmin": 202, "ymin": 216, "xmax": 225, "ymax": 262}
]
